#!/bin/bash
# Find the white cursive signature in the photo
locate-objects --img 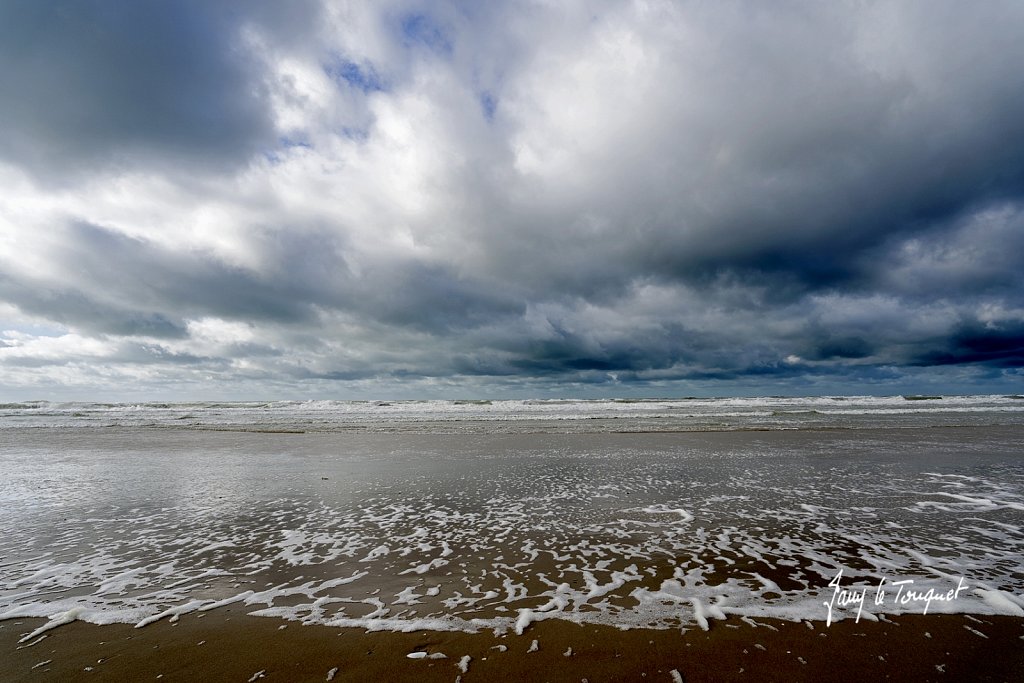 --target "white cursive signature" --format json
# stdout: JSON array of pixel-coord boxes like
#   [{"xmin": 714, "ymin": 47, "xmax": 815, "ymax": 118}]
[{"xmin": 824, "ymin": 570, "xmax": 968, "ymax": 626}]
